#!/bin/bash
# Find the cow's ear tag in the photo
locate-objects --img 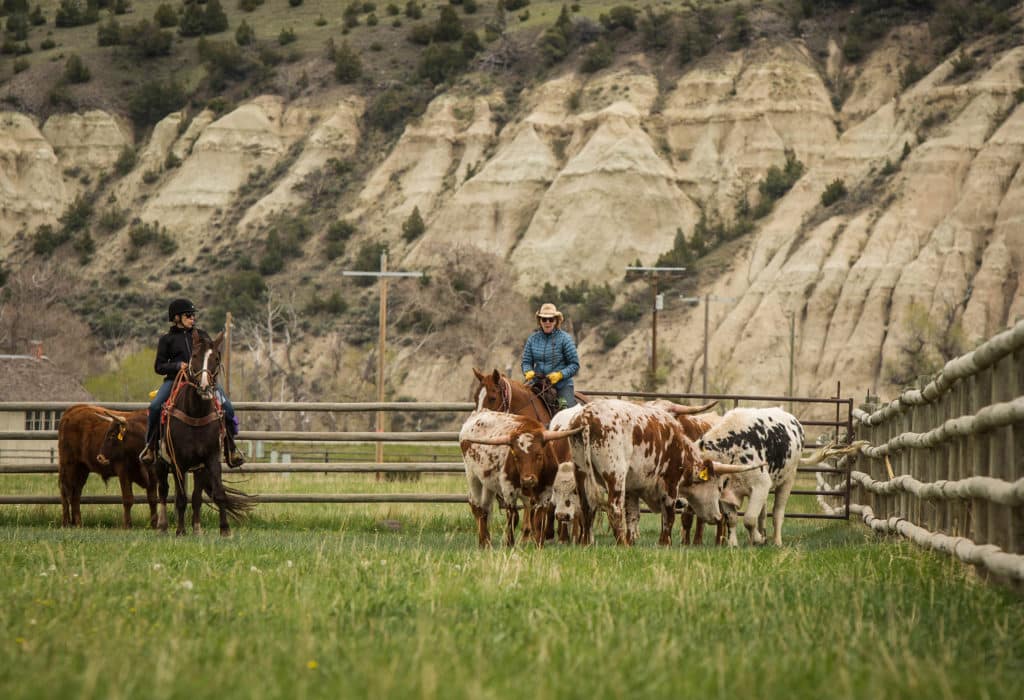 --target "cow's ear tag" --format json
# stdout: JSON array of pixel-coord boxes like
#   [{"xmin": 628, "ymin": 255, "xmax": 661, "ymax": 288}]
[
  {"xmin": 117, "ymin": 427, "xmax": 125, "ymax": 441},
  {"xmin": 698, "ymin": 467, "xmax": 709, "ymax": 482}
]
